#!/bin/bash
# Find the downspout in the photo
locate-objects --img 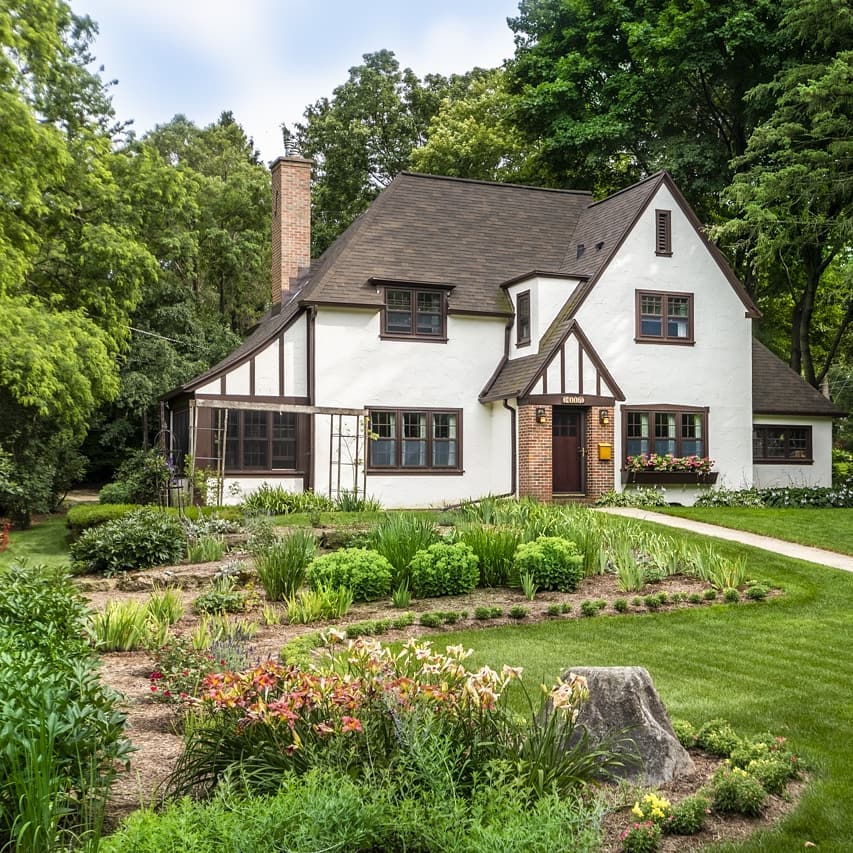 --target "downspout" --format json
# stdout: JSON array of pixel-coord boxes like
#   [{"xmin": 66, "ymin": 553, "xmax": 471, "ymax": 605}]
[{"xmin": 502, "ymin": 399, "xmax": 517, "ymax": 497}]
